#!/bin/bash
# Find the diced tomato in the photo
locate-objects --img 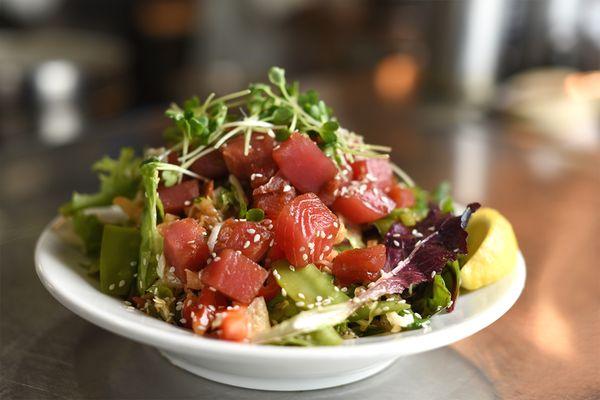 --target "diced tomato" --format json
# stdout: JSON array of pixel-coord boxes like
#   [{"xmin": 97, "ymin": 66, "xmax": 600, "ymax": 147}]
[
  {"xmin": 161, "ymin": 218, "xmax": 210, "ymax": 282},
  {"xmin": 257, "ymin": 272, "xmax": 281, "ymax": 301},
  {"xmin": 221, "ymin": 132, "xmax": 277, "ymax": 183},
  {"xmin": 189, "ymin": 150, "xmax": 229, "ymax": 179},
  {"xmin": 272, "ymin": 132, "xmax": 337, "ymax": 193},
  {"xmin": 388, "ymin": 184, "xmax": 415, "ymax": 208},
  {"xmin": 351, "ymin": 158, "xmax": 393, "ymax": 192},
  {"xmin": 214, "ymin": 219, "xmax": 274, "ymax": 262},
  {"xmin": 333, "ymin": 182, "xmax": 395, "ymax": 224},
  {"xmin": 201, "ymin": 249, "xmax": 268, "ymax": 304},
  {"xmin": 332, "ymin": 245, "xmax": 386, "ymax": 285},
  {"xmin": 217, "ymin": 307, "xmax": 250, "ymax": 342},
  {"xmin": 275, "ymin": 193, "xmax": 339, "ymax": 267},
  {"xmin": 158, "ymin": 180, "xmax": 200, "ymax": 215},
  {"xmin": 181, "ymin": 289, "xmax": 228, "ymax": 332},
  {"xmin": 252, "ymin": 173, "xmax": 297, "ymax": 220}
]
